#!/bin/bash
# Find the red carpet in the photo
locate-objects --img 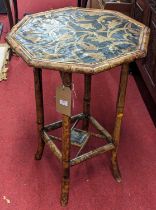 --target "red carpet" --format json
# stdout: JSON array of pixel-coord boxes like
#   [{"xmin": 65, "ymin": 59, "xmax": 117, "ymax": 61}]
[{"xmin": 0, "ymin": 1, "xmax": 156, "ymax": 210}]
